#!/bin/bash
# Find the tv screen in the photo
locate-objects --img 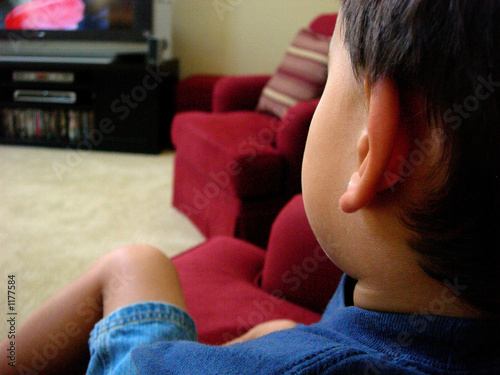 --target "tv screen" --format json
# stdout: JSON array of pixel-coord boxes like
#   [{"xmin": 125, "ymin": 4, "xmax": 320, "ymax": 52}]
[{"xmin": 0, "ymin": 0, "xmax": 151, "ymax": 42}]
